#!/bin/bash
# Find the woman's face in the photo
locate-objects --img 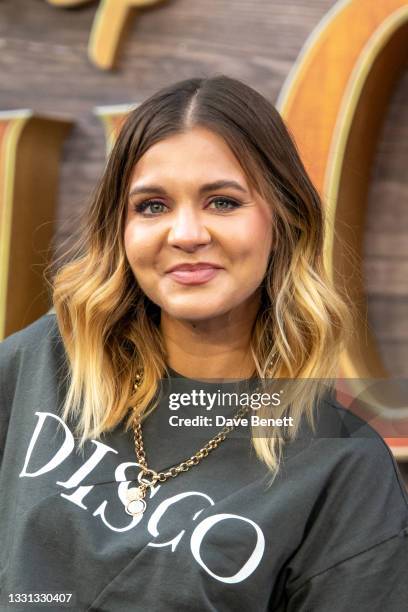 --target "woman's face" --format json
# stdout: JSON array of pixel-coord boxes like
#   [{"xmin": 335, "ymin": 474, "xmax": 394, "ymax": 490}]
[{"xmin": 124, "ymin": 126, "xmax": 273, "ymax": 323}]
